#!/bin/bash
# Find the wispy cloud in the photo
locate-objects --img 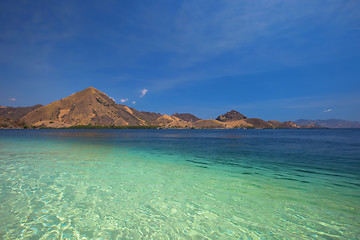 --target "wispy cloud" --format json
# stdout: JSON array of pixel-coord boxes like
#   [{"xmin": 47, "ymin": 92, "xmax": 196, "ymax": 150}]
[
  {"xmin": 120, "ymin": 98, "xmax": 128, "ymax": 103},
  {"xmin": 140, "ymin": 89, "xmax": 148, "ymax": 98},
  {"xmin": 132, "ymin": 101, "xmax": 136, "ymax": 104},
  {"xmin": 323, "ymin": 109, "xmax": 333, "ymax": 113},
  {"xmin": 137, "ymin": 0, "xmax": 360, "ymax": 93},
  {"xmin": 171, "ymin": 0, "xmax": 360, "ymax": 67},
  {"xmin": 9, "ymin": 97, "xmax": 16, "ymax": 101}
]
